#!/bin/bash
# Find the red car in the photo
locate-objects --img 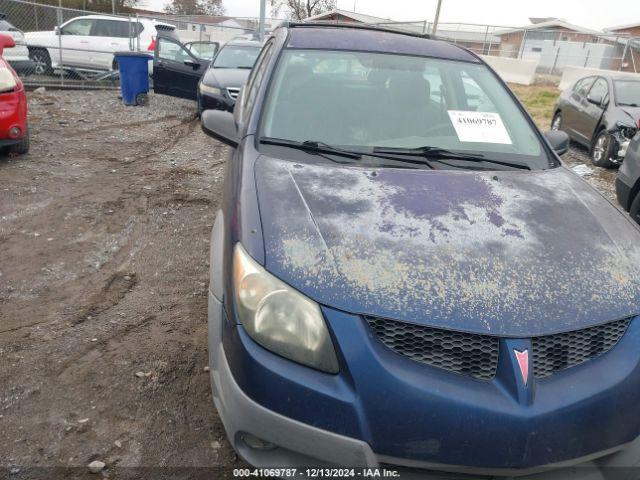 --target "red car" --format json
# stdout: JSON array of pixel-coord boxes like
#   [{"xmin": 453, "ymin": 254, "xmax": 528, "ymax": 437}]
[{"xmin": 0, "ymin": 33, "xmax": 28, "ymax": 154}]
